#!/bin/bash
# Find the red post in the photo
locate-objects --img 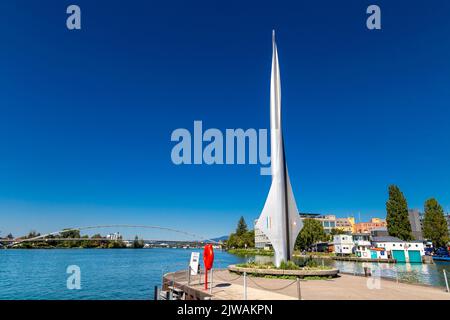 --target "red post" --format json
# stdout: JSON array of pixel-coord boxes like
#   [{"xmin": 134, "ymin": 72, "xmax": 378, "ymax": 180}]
[
  {"xmin": 204, "ymin": 266, "xmax": 208, "ymax": 290},
  {"xmin": 203, "ymin": 244, "xmax": 214, "ymax": 291}
]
